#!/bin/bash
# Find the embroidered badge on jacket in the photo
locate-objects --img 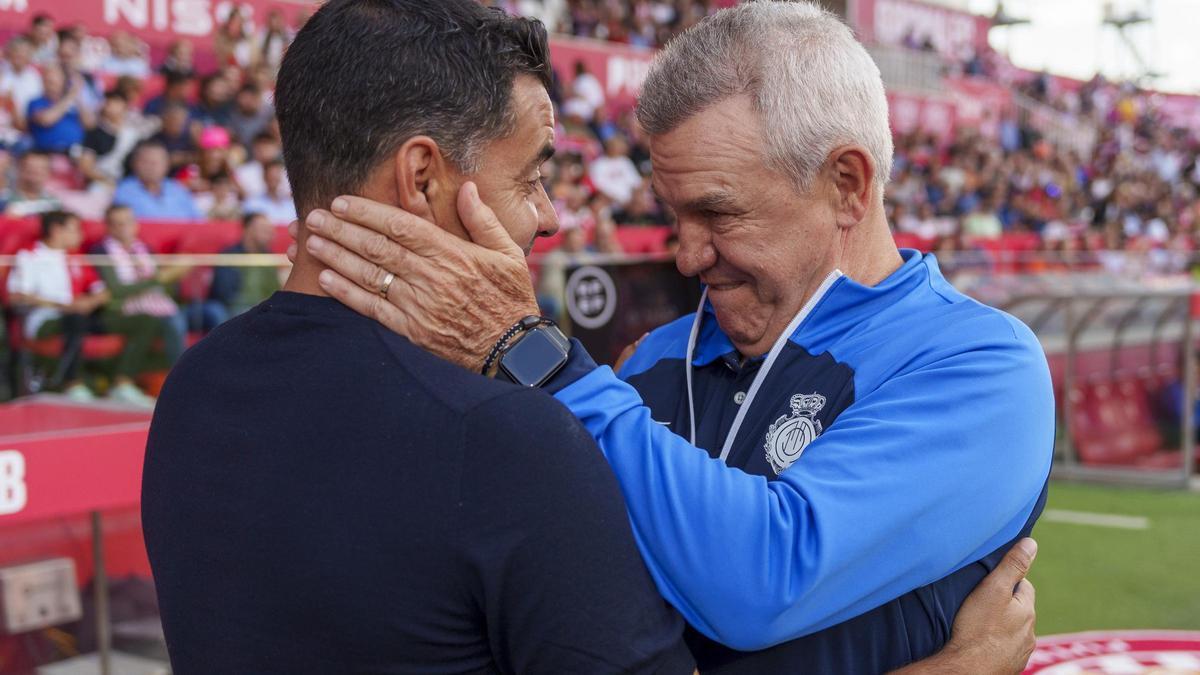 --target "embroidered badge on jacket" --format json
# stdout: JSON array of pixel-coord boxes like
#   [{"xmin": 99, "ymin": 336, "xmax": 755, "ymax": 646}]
[{"xmin": 764, "ymin": 393, "xmax": 826, "ymax": 475}]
